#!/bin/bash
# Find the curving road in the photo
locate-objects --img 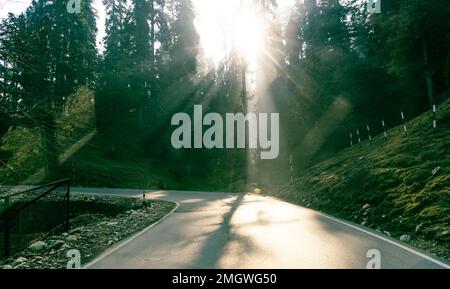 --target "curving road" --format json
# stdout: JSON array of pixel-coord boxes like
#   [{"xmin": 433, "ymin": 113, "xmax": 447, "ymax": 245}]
[{"xmin": 63, "ymin": 188, "xmax": 450, "ymax": 269}]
